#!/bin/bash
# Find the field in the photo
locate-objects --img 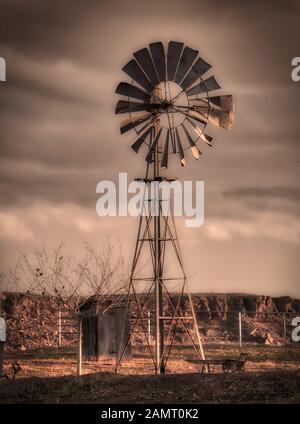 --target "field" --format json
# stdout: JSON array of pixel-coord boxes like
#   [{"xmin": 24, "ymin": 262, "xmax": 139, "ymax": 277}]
[{"xmin": 1, "ymin": 344, "xmax": 300, "ymax": 403}]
